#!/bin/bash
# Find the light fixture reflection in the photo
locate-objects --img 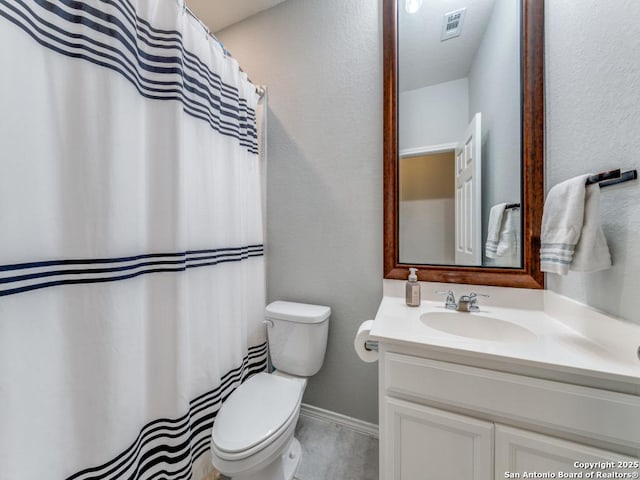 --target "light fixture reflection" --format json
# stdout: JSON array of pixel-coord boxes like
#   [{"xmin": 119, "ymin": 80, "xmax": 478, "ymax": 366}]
[{"xmin": 405, "ymin": 0, "xmax": 423, "ymax": 14}]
